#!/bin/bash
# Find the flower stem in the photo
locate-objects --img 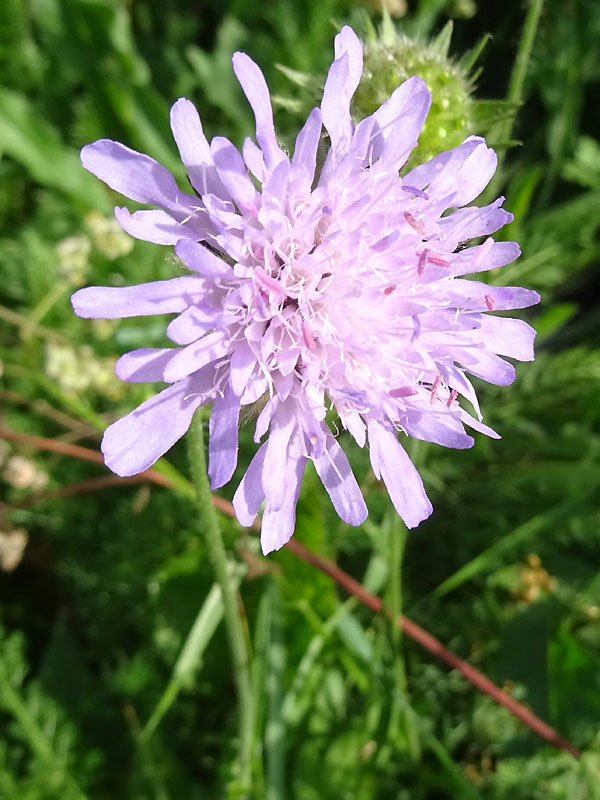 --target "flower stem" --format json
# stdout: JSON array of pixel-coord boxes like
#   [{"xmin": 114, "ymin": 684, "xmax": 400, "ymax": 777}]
[
  {"xmin": 388, "ymin": 514, "xmax": 406, "ymax": 689},
  {"xmin": 187, "ymin": 411, "xmax": 254, "ymax": 791},
  {"xmin": 388, "ymin": 514, "xmax": 420, "ymax": 760}
]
